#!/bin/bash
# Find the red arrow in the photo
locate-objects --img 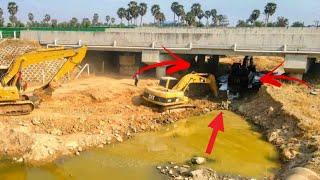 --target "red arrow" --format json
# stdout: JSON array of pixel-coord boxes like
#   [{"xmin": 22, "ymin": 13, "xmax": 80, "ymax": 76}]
[
  {"xmin": 133, "ymin": 46, "xmax": 190, "ymax": 77},
  {"xmin": 206, "ymin": 112, "xmax": 224, "ymax": 154},
  {"xmin": 260, "ymin": 61, "xmax": 310, "ymax": 88}
]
